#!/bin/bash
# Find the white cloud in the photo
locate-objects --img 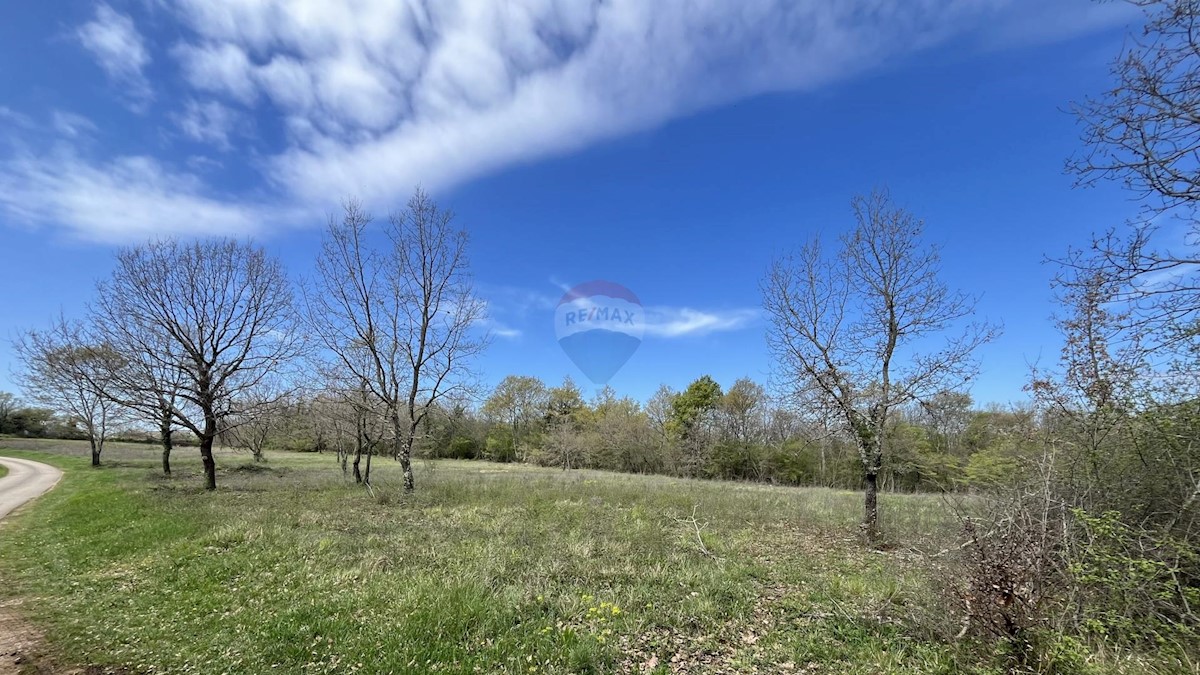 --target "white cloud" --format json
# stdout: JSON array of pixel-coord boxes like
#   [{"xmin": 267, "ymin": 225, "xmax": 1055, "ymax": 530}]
[
  {"xmin": 490, "ymin": 324, "xmax": 524, "ymax": 340},
  {"xmin": 486, "ymin": 283, "xmax": 756, "ymax": 339},
  {"xmin": 174, "ymin": 100, "xmax": 242, "ymax": 150},
  {"xmin": 75, "ymin": 3, "xmax": 153, "ymax": 109},
  {"xmin": 474, "ymin": 297, "xmax": 527, "ymax": 340},
  {"xmin": 174, "ymin": 41, "xmax": 257, "ymax": 103},
  {"xmin": 0, "ymin": 151, "xmax": 282, "ymax": 242},
  {"xmin": 643, "ymin": 307, "xmax": 758, "ymax": 338},
  {"xmin": 981, "ymin": 1, "xmax": 1139, "ymax": 49},
  {"xmin": 0, "ymin": 0, "xmax": 1137, "ymax": 240},
  {"xmin": 51, "ymin": 111, "xmax": 99, "ymax": 138},
  {"xmin": 164, "ymin": 0, "xmax": 1133, "ymax": 209},
  {"xmin": 0, "ymin": 107, "xmax": 35, "ymax": 131}
]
